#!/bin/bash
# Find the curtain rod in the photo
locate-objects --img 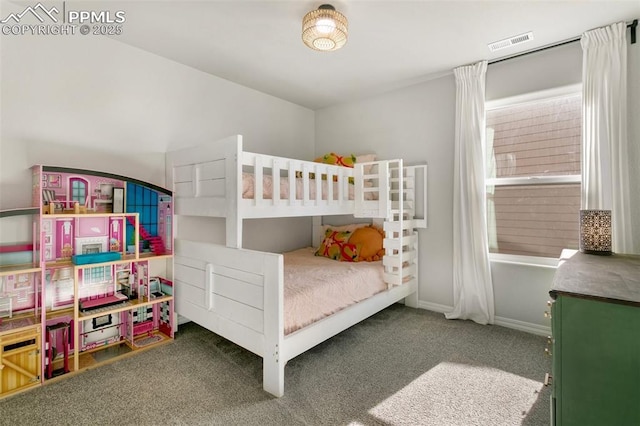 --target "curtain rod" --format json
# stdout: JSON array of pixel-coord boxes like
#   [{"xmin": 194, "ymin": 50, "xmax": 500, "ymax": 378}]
[{"xmin": 489, "ymin": 19, "xmax": 637, "ymax": 66}]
